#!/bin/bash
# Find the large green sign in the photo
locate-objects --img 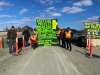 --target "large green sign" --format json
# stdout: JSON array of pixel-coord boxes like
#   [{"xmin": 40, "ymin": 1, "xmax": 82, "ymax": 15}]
[
  {"xmin": 85, "ymin": 22, "xmax": 100, "ymax": 38},
  {"xmin": 36, "ymin": 19, "xmax": 57, "ymax": 46}
]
